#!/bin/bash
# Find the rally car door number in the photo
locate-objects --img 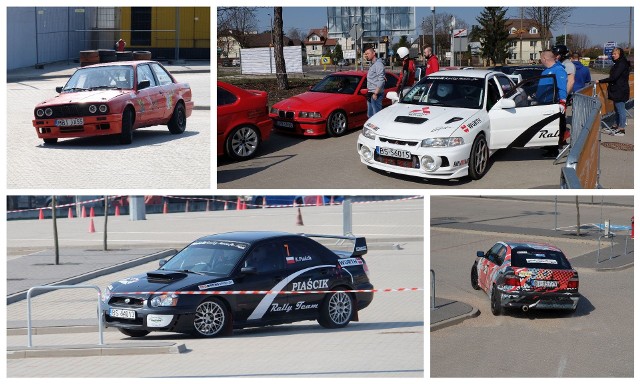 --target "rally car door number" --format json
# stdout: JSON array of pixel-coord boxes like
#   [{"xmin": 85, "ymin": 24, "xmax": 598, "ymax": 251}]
[{"xmin": 377, "ymin": 146, "xmax": 411, "ymax": 160}]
